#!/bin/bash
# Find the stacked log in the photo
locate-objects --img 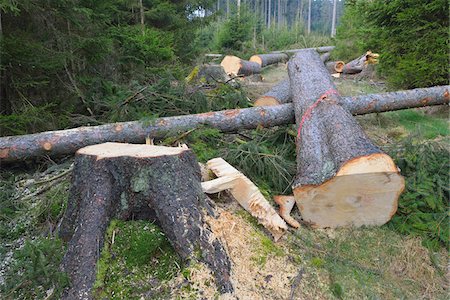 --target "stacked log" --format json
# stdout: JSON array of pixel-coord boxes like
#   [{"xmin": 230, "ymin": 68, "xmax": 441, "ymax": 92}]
[
  {"xmin": 0, "ymin": 86, "xmax": 448, "ymax": 163},
  {"xmin": 220, "ymin": 55, "xmax": 262, "ymax": 76},
  {"xmin": 288, "ymin": 49, "xmax": 405, "ymax": 228}
]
